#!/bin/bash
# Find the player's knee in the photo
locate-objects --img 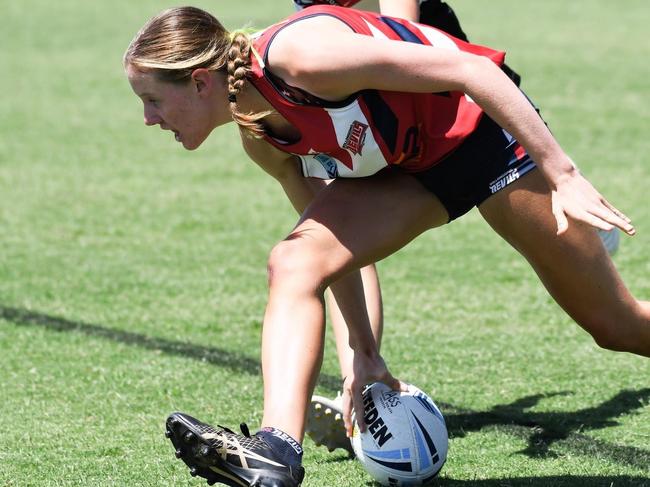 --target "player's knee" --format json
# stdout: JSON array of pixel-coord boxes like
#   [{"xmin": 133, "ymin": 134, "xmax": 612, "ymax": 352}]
[
  {"xmin": 267, "ymin": 239, "xmax": 329, "ymax": 290},
  {"xmin": 579, "ymin": 304, "xmax": 650, "ymax": 355},
  {"xmin": 585, "ymin": 319, "xmax": 633, "ymax": 353},
  {"xmin": 591, "ymin": 330, "xmax": 625, "ymax": 352}
]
